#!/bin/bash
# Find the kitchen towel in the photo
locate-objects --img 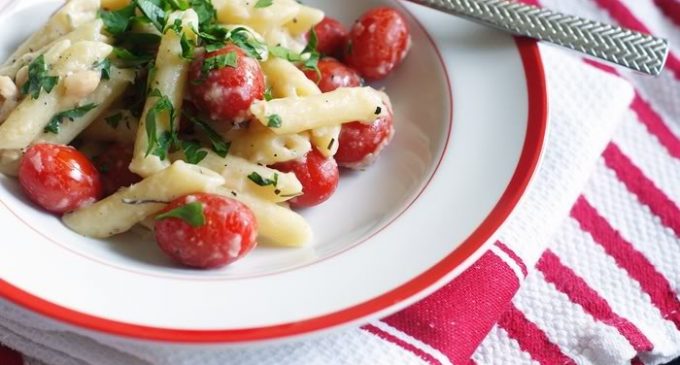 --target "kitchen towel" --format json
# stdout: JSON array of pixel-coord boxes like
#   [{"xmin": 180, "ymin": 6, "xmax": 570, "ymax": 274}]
[{"xmin": 1, "ymin": 0, "xmax": 679, "ymax": 364}]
